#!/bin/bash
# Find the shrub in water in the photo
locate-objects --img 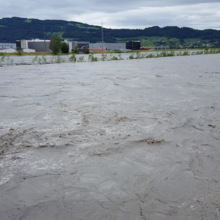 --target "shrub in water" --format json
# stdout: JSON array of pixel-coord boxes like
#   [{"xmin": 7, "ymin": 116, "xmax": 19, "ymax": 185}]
[
  {"xmin": 88, "ymin": 54, "xmax": 98, "ymax": 62},
  {"xmin": 69, "ymin": 54, "xmax": 76, "ymax": 62},
  {"xmin": 183, "ymin": 51, "xmax": 189, "ymax": 56},
  {"xmin": 55, "ymin": 56, "xmax": 65, "ymax": 63},
  {"xmin": 101, "ymin": 54, "xmax": 107, "ymax": 61},
  {"xmin": 111, "ymin": 56, "xmax": 118, "ymax": 60},
  {"xmin": 78, "ymin": 56, "xmax": 84, "ymax": 62}
]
